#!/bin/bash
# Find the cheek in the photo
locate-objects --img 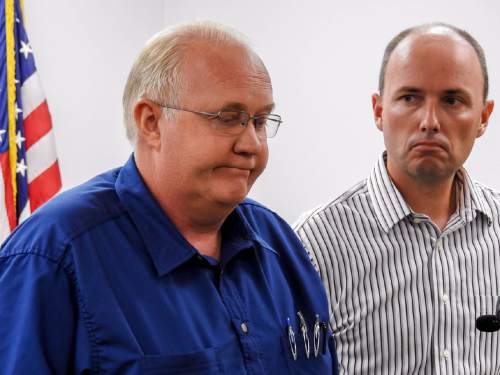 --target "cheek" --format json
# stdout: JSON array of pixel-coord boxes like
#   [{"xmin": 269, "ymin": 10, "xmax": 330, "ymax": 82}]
[
  {"xmin": 451, "ymin": 127, "xmax": 479, "ymax": 157},
  {"xmin": 161, "ymin": 137, "xmax": 218, "ymax": 180},
  {"xmin": 380, "ymin": 109, "xmax": 411, "ymax": 145},
  {"xmin": 257, "ymin": 145, "xmax": 269, "ymax": 171},
  {"xmin": 261, "ymin": 143, "xmax": 269, "ymax": 162},
  {"xmin": 382, "ymin": 125, "xmax": 405, "ymax": 151},
  {"xmin": 447, "ymin": 114, "xmax": 481, "ymax": 143},
  {"xmin": 248, "ymin": 145, "xmax": 269, "ymax": 182}
]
